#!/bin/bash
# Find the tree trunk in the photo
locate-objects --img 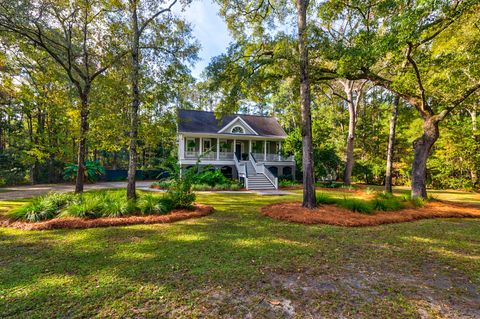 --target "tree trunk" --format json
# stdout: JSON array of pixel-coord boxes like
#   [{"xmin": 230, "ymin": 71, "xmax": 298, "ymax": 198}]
[
  {"xmin": 411, "ymin": 117, "xmax": 439, "ymax": 199},
  {"xmin": 343, "ymin": 99, "xmax": 355, "ymax": 186},
  {"xmin": 385, "ymin": 95, "xmax": 399, "ymax": 193},
  {"xmin": 296, "ymin": 0, "xmax": 316, "ymax": 208},
  {"xmin": 127, "ymin": 7, "xmax": 140, "ymax": 200},
  {"xmin": 469, "ymin": 107, "xmax": 478, "ymax": 186},
  {"xmin": 75, "ymin": 90, "xmax": 89, "ymax": 193}
]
